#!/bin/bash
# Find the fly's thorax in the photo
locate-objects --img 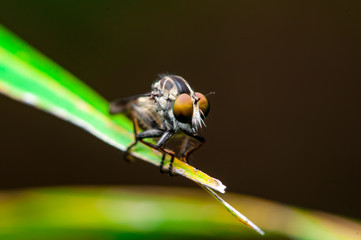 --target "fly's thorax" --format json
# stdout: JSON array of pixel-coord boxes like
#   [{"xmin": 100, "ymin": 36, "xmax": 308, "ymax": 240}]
[
  {"xmin": 151, "ymin": 75, "xmax": 193, "ymax": 112},
  {"xmin": 152, "ymin": 75, "xmax": 192, "ymax": 100},
  {"xmin": 151, "ymin": 76, "xmax": 185, "ymax": 130},
  {"xmin": 151, "ymin": 93, "xmax": 173, "ymax": 126}
]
